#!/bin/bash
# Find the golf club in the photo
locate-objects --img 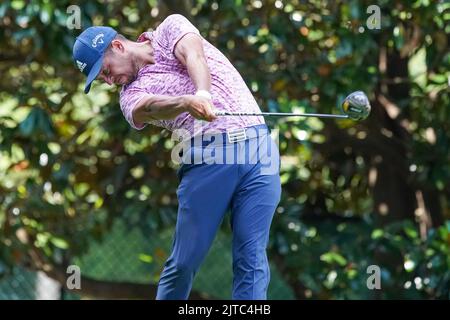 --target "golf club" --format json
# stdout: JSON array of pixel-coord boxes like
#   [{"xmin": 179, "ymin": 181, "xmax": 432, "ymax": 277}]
[{"xmin": 215, "ymin": 91, "xmax": 371, "ymax": 121}]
